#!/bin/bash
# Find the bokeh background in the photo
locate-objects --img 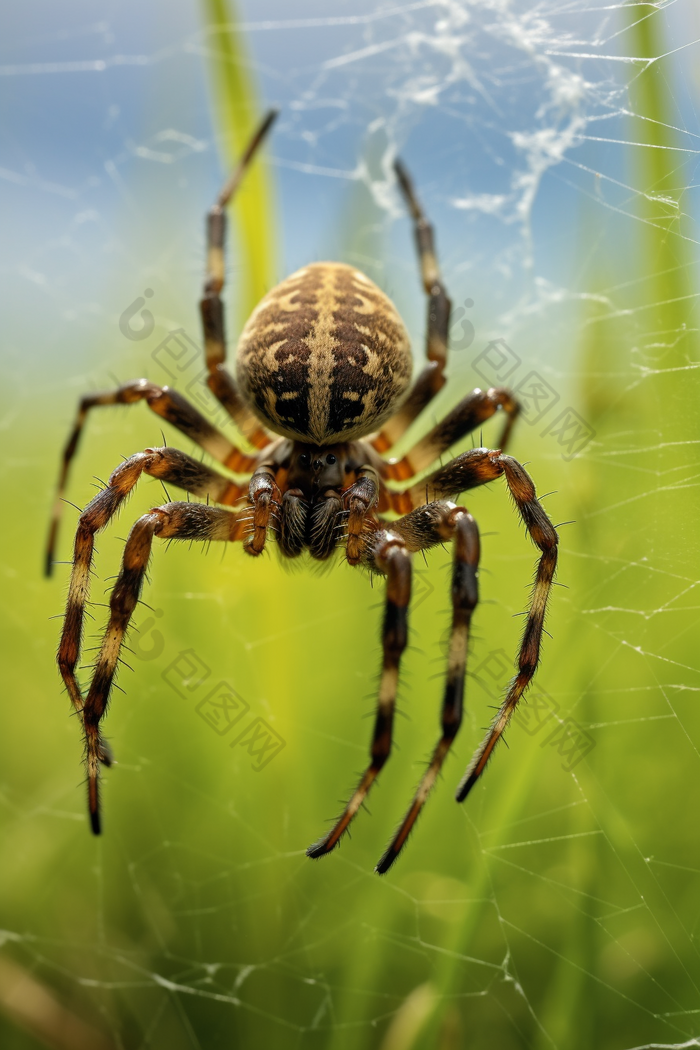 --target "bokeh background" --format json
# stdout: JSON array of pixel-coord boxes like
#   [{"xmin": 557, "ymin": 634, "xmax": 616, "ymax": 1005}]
[{"xmin": 2, "ymin": 1, "xmax": 700, "ymax": 1048}]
